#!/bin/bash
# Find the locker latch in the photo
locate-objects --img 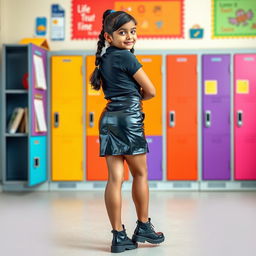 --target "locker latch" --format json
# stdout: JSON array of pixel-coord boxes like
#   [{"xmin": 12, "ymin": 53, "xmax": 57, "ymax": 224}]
[
  {"xmin": 34, "ymin": 157, "xmax": 40, "ymax": 168},
  {"xmin": 170, "ymin": 111, "xmax": 175, "ymax": 127},
  {"xmin": 89, "ymin": 112, "xmax": 94, "ymax": 127},
  {"xmin": 205, "ymin": 110, "xmax": 211, "ymax": 128},
  {"xmin": 237, "ymin": 110, "xmax": 243, "ymax": 127},
  {"xmin": 54, "ymin": 112, "xmax": 59, "ymax": 127}
]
